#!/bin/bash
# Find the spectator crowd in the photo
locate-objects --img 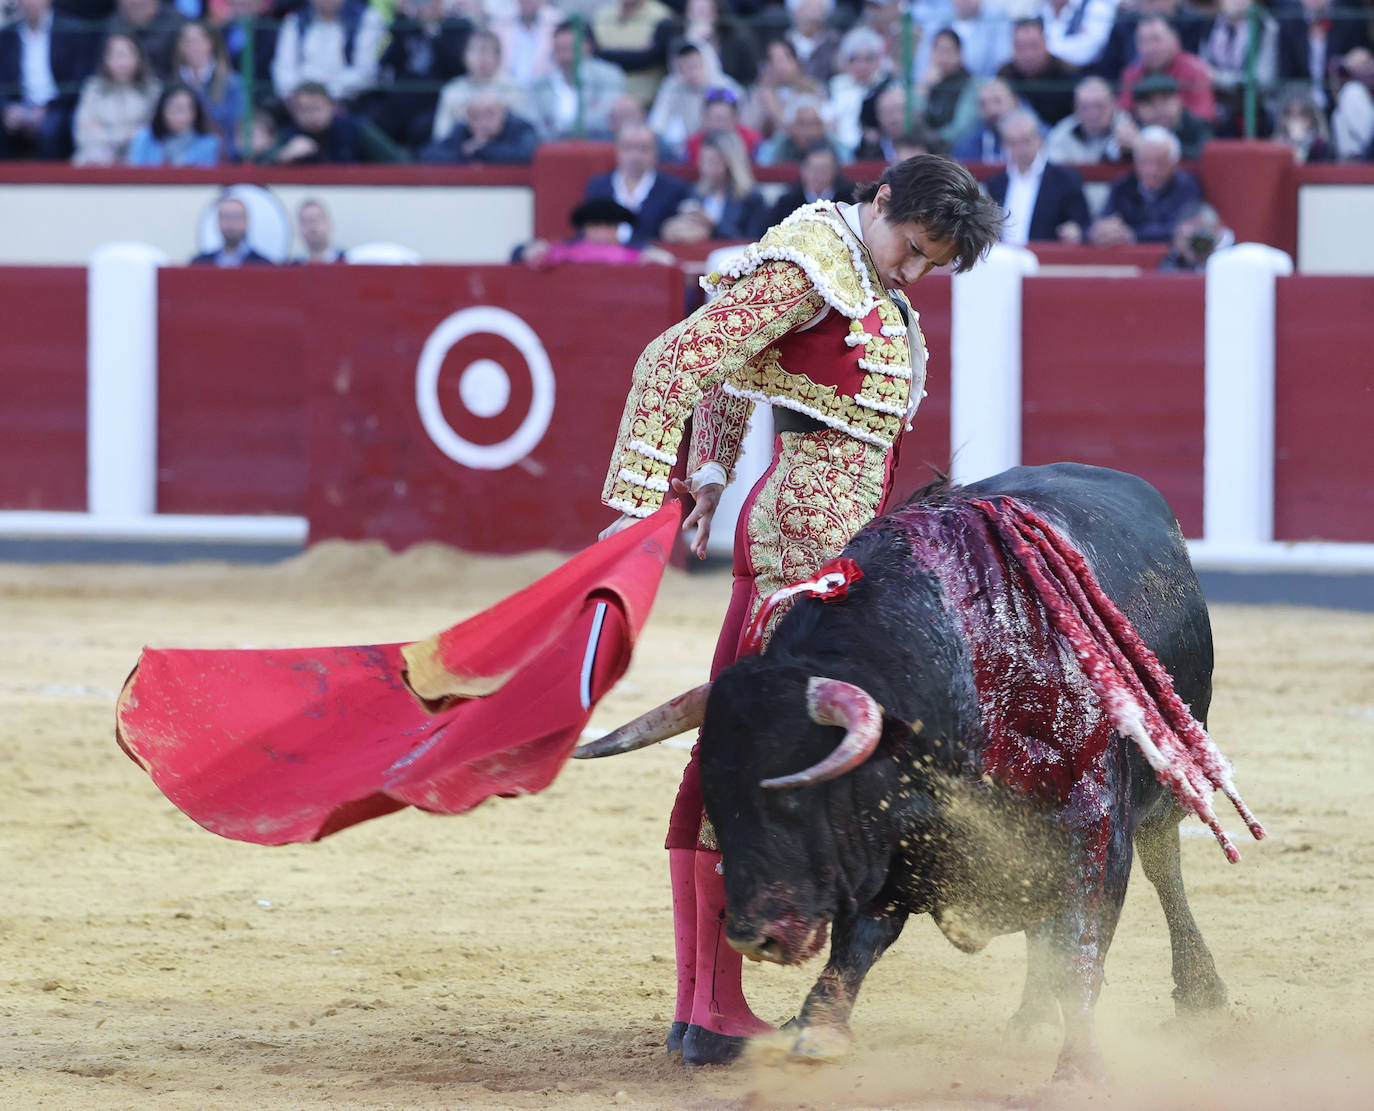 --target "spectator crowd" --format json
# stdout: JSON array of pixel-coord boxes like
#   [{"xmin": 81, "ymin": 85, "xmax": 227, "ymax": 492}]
[{"xmin": 3, "ymin": 0, "xmax": 1373, "ymax": 251}]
